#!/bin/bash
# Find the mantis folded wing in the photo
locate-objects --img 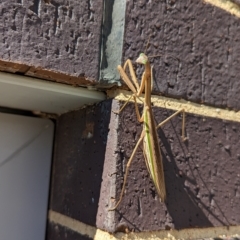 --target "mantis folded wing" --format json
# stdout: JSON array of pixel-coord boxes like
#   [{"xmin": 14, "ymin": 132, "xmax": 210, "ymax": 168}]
[{"xmin": 109, "ymin": 53, "xmax": 186, "ymax": 211}]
